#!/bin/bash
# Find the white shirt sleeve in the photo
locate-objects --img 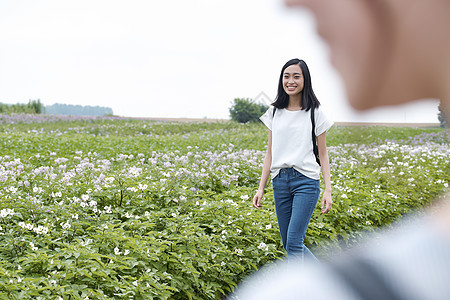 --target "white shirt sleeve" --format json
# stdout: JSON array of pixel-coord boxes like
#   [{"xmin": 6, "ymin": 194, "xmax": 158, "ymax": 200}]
[
  {"xmin": 315, "ymin": 106, "xmax": 334, "ymax": 136},
  {"xmin": 259, "ymin": 106, "xmax": 275, "ymax": 131}
]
